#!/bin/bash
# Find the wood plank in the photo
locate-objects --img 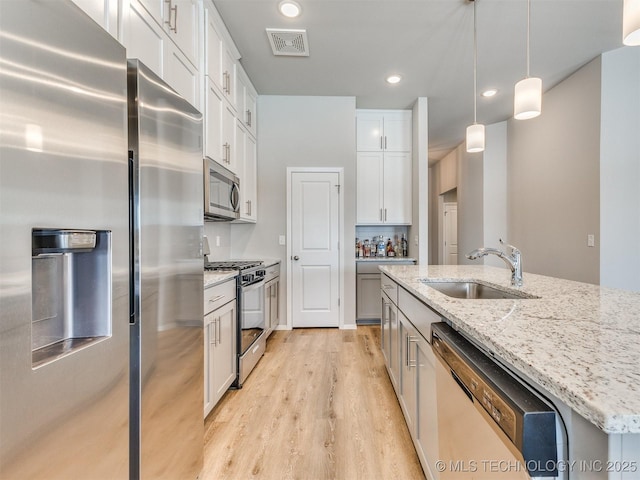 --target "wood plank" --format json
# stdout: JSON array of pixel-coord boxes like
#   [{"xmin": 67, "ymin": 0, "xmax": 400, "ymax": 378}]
[{"xmin": 202, "ymin": 326, "xmax": 425, "ymax": 479}]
